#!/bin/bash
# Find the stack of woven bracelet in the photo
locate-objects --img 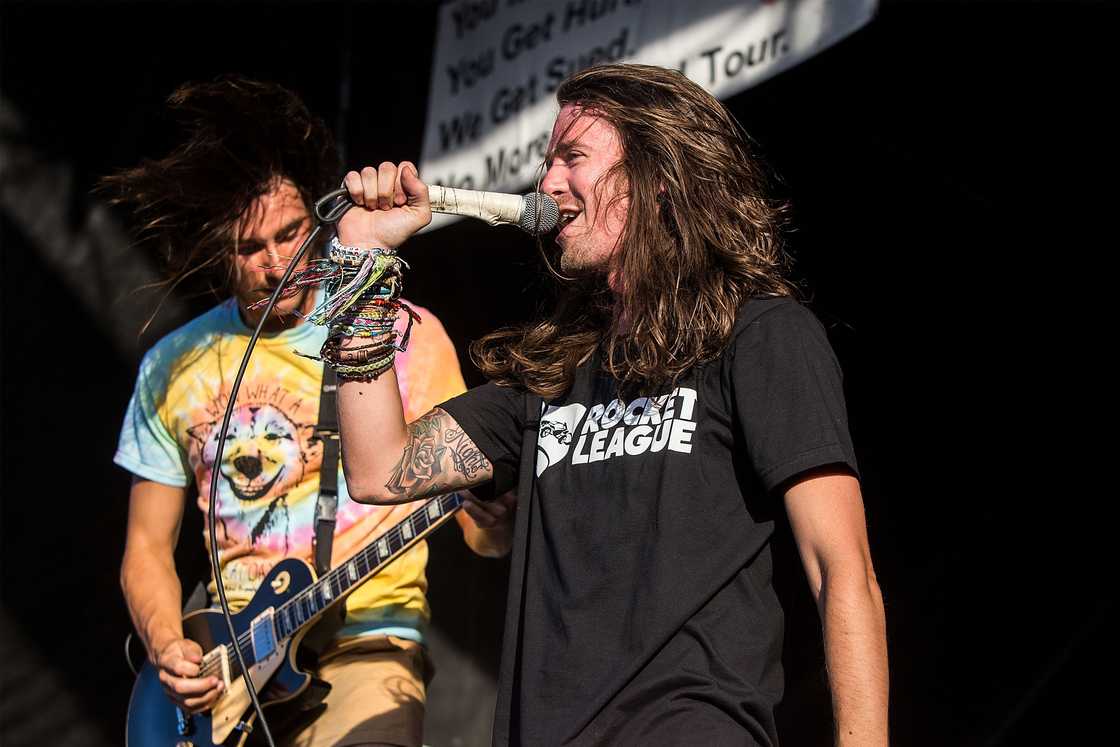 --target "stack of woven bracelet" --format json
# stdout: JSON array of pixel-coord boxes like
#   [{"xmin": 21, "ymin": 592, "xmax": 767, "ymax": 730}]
[{"xmin": 272, "ymin": 236, "xmax": 418, "ymax": 381}]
